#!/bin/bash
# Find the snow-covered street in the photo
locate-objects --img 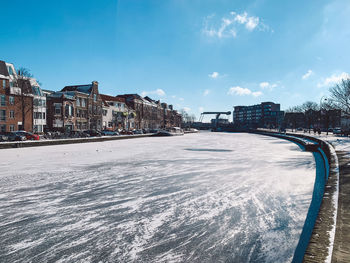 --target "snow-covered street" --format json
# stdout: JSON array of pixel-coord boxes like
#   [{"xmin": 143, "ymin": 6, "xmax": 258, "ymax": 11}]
[{"xmin": 0, "ymin": 132, "xmax": 316, "ymax": 262}]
